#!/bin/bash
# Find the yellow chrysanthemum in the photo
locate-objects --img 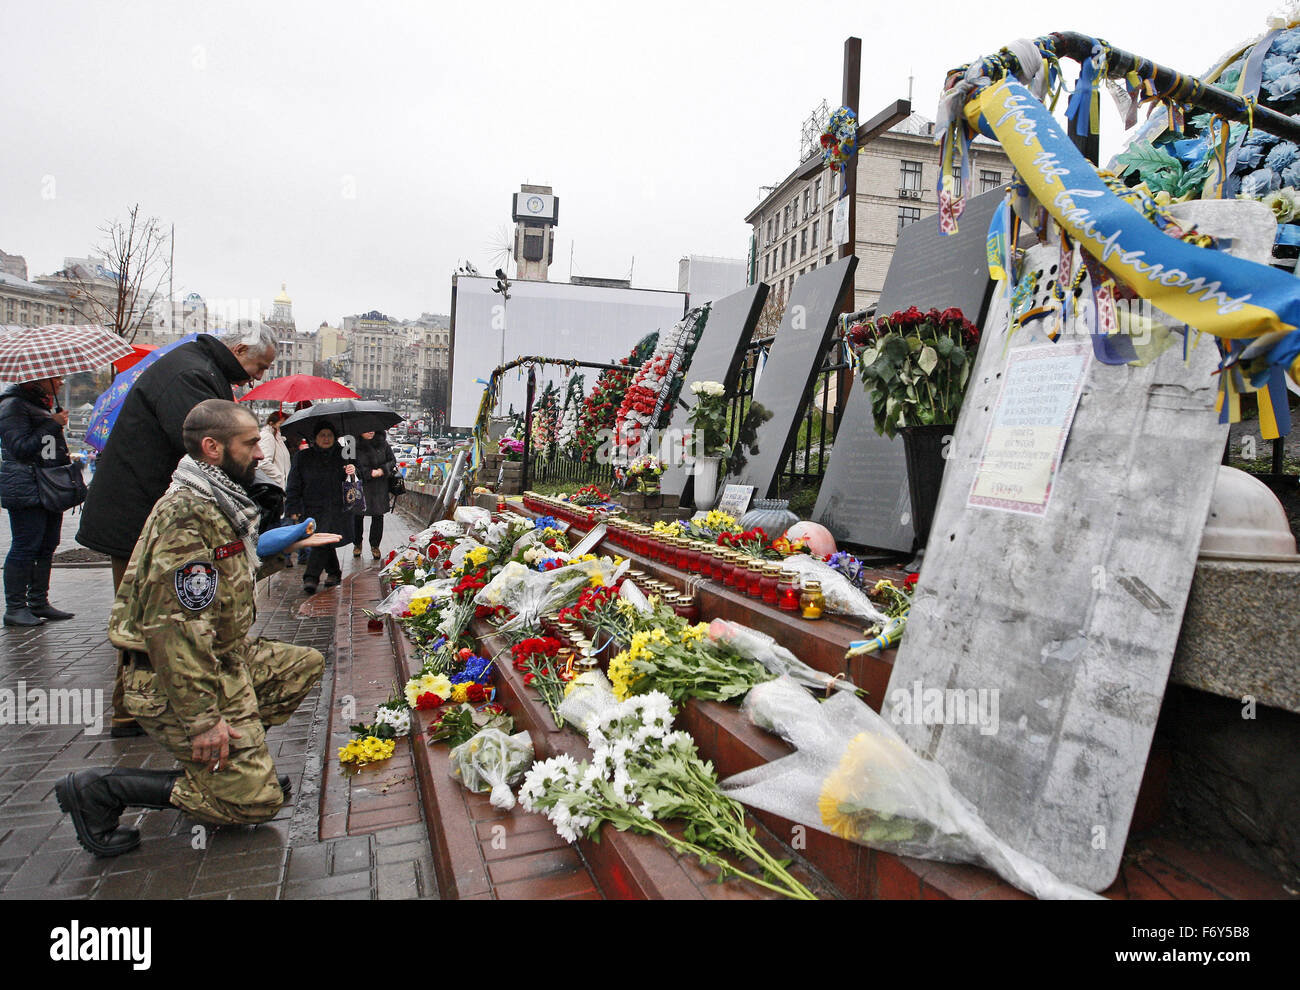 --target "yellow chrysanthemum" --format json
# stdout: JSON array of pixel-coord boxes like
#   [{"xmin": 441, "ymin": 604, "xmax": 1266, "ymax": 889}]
[
  {"xmin": 679, "ymin": 623, "xmax": 708, "ymax": 644},
  {"xmin": 817, "ymin": 731, "xmax": 916, "ymax": 840},
  {"xmin": 339, "ymin": 735, "xmax": 396, "ymax": 765},
  {"xmin": 451, "ymin": 683, "xmax": 471, "ymax": 704},
  {"xmin": 608, "ymin": 650, "xmax": 635, "ymax": 701},
  {"xmin": 407, "ymin": 598, "xmax": 430, "ymax": 617}
]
